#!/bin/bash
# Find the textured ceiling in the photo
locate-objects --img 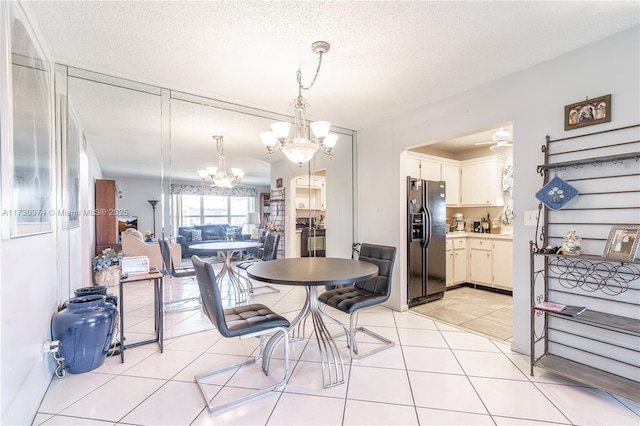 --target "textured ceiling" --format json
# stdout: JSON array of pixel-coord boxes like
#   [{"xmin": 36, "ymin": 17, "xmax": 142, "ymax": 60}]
[{"xmin": 20, "ymin": 1, "xmax": 640, "ymax": 184}]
